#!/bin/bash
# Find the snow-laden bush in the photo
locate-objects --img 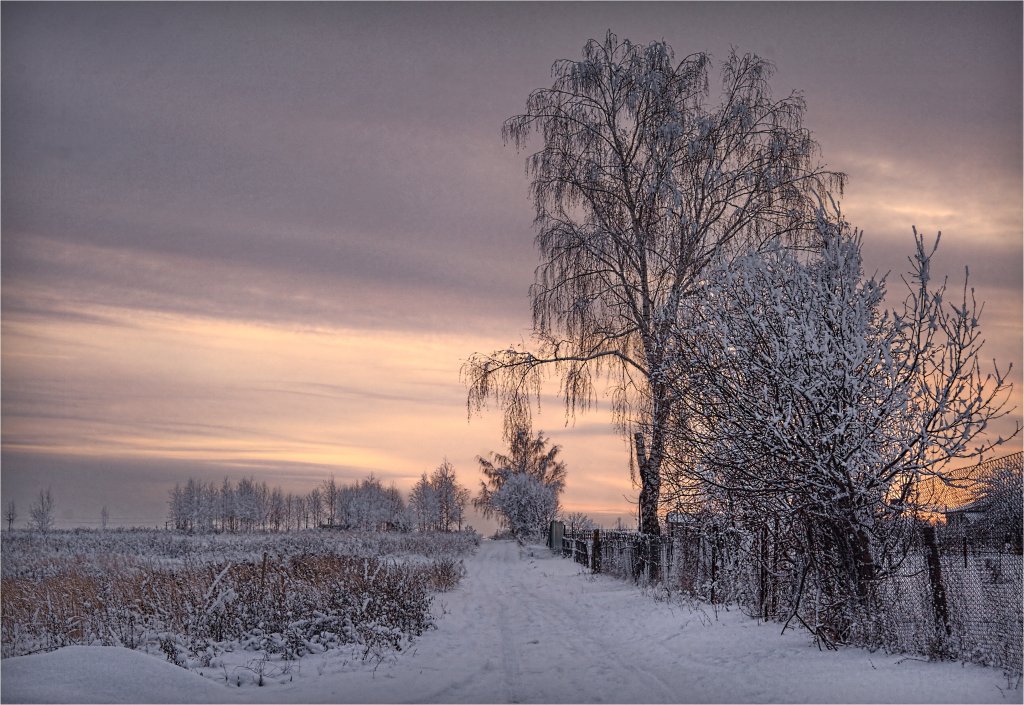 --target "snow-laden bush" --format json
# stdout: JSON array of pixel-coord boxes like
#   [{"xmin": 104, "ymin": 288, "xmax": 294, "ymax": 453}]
[
  {"xmin": 475, "ymin": 428, "xmax": 566, "ymax": 540},
  {"xmin": 491, "ymin": 473, "xmax": 559, "ymax": 542},
  {"xmin": 666, "ymin": 208, "xmax": 1017, "ymax": 646}
]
